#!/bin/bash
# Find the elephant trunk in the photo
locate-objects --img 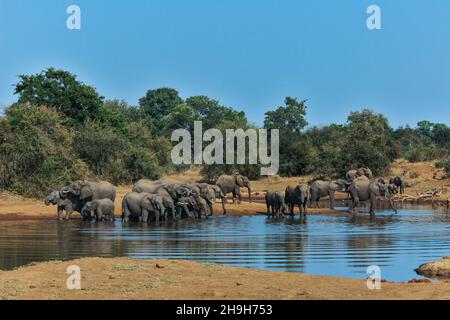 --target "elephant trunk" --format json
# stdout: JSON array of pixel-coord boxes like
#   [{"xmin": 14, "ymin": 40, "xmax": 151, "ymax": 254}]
[
  {"xmin": 389, "ymin": 197, "xmax": 397, "ymax": 214},
  {"xmin": 247, "ymin": 187, "xmax": 252, "ymax": 203}
]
